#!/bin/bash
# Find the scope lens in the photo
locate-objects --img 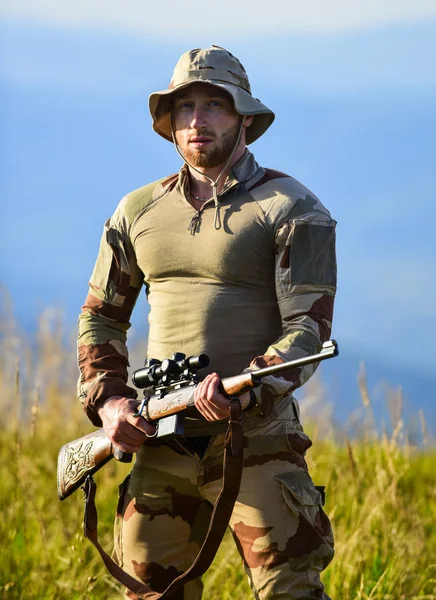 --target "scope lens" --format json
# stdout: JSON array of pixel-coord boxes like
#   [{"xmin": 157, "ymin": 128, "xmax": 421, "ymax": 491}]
[{"xmin": 188, "ymin": 354, "xmax": 209, "ymax": 369}]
